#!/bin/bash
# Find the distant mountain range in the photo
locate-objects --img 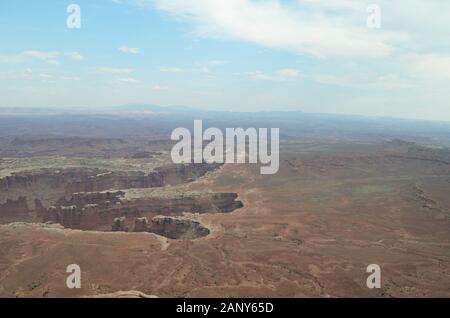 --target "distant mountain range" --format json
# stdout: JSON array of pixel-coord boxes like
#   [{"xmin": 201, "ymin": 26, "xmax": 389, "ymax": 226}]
[
  {"xmin": 1, "ymin": 104, "xmax": 450, "ymax": 146},
  {"xmin": 117, "ymin": 104, "xmax": 197, "ymax": 113},
  {"xmin": 0, "ymin": 104, "xmax": 198, "ymax": 116},
  {"xmin": 0, "ymin": 104, "xmax": 449, "ymax": 125}
]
